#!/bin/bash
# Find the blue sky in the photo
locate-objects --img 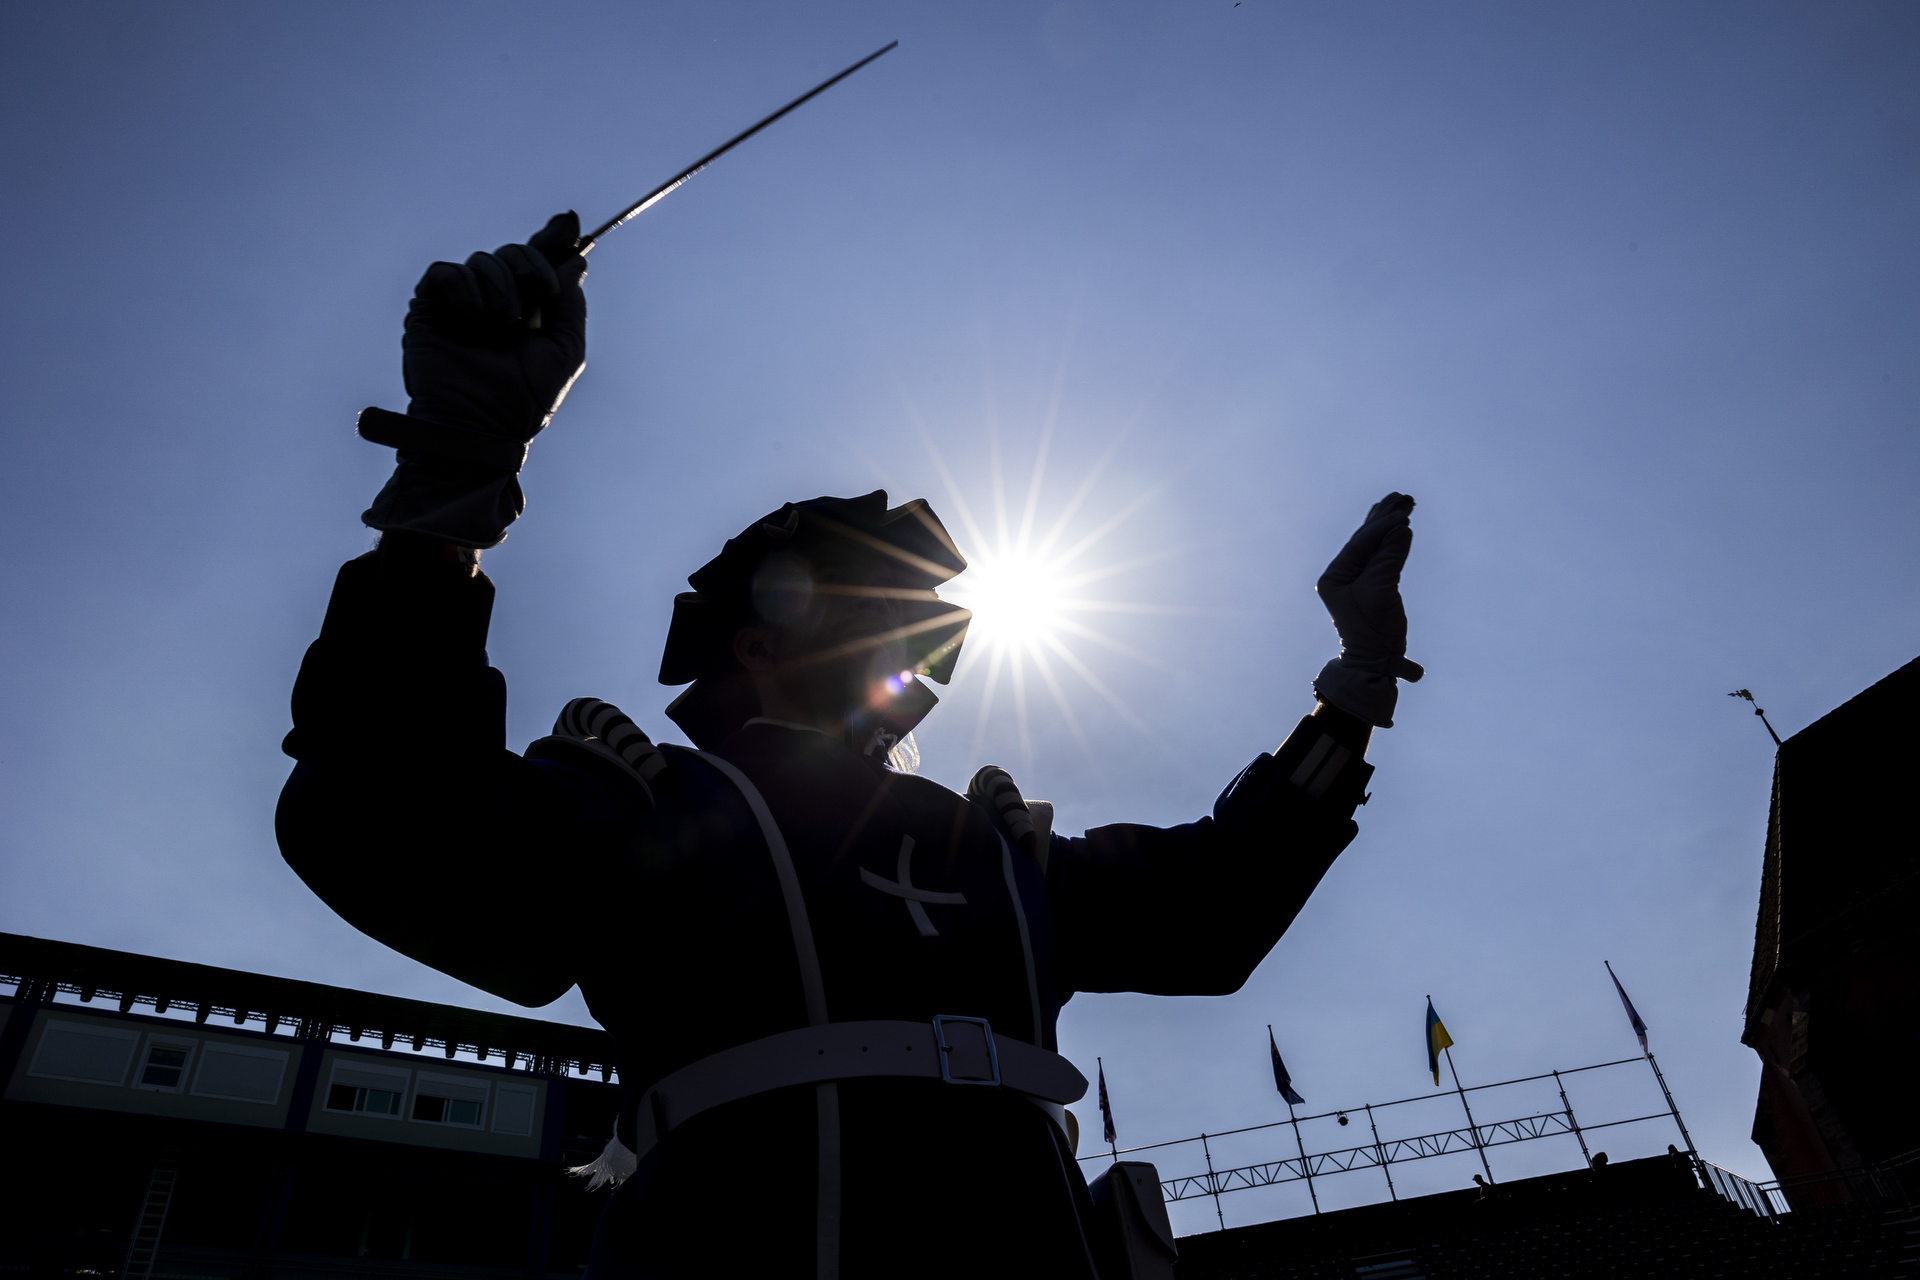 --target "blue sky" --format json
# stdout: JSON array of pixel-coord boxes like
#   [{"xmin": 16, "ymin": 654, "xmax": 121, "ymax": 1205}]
[{"xmin": 3, "ymin": 1, "xmax": 1916, "ymax": 1230}]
